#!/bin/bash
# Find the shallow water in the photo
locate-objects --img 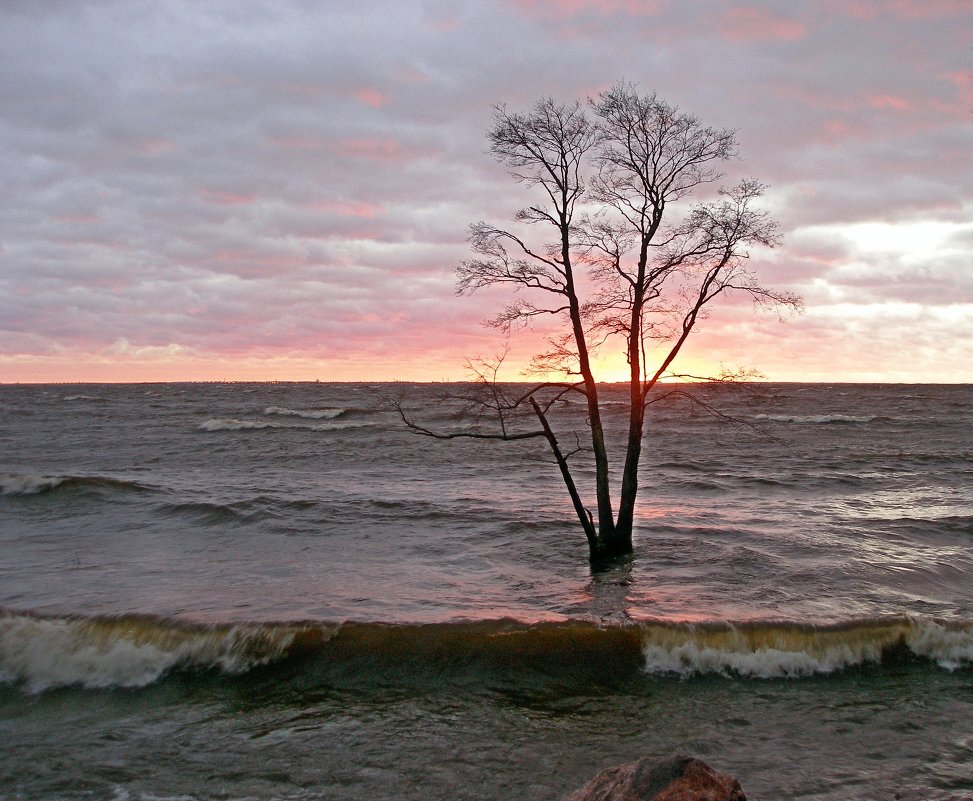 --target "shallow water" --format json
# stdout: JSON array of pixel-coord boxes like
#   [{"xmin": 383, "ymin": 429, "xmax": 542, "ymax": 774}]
[
  {"xmin": 2, "ymin": 641, "xmax": 971, "ymax": 800},
  {"xmin": 1, "ymin": 382, "xmax": 972, "ymax": 799}
]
